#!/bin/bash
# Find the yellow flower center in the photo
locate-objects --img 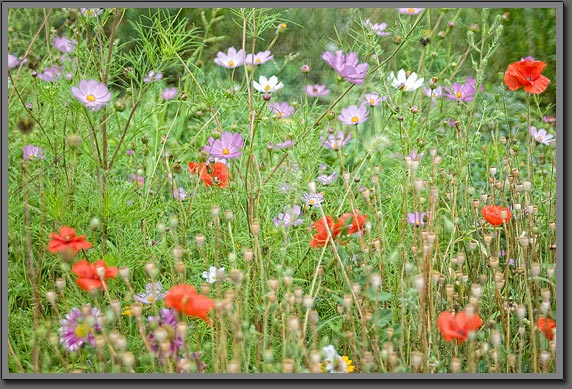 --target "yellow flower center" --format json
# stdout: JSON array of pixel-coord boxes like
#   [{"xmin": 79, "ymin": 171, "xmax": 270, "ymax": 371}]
[
  {"xmin": 147, "ymin": 296, "xmax": 155, "ymax": 303},
  {"xmin": 402, "ymin": 85, "xmax": 408, "ymax": 91},
  {"xmin": 332, "ymin": 143, "xmax": 337, "ymax": 149},
  {"xmin": 369, "ymin": 99, "xmax": 375, "ymax": 105},
  {"xmin": 277, "ymin": 112, "xmax": 283, "ymax": 117},
  {"xmin": 74, "ymin": 322, "xmax": 91, "ymax": 338},
  {"xmin": 309, "ymin": 199, "xmax": 315, "ymax": 205},
  {"xmin": 351, "ymin": 116, "xmax": 359, "ymax": 123},
  {"xmin": 408, "ymin": 8, "xmax": 415, "ymax": 13},
  {"xmin": 456, "ymin": 92, "xmax": 462, "ymax": 98},
  {"xmin": 228, "ymin": 60, "xmax": 235, "ymax": 67},
  {"xmin": 264, "ymin": 85, "xmax": 271, "ymax": 91},
  {"xmin": 280, "ymin": 23, "xmax": 287, "ymax": 29},
  {"xmin": 255, "ymin": 58, "xmax": 261, "ymax": 63},
  {"xmin": 342, "ymin": 356, "xmax": 354, "ymax": 373},
  {"xmin": 86, "ymin": 94, "xmax": 96, "ymax": 102},
  {"xmin": 222, "ymin": 148, "xmax": 230, "ymax": 155}
]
